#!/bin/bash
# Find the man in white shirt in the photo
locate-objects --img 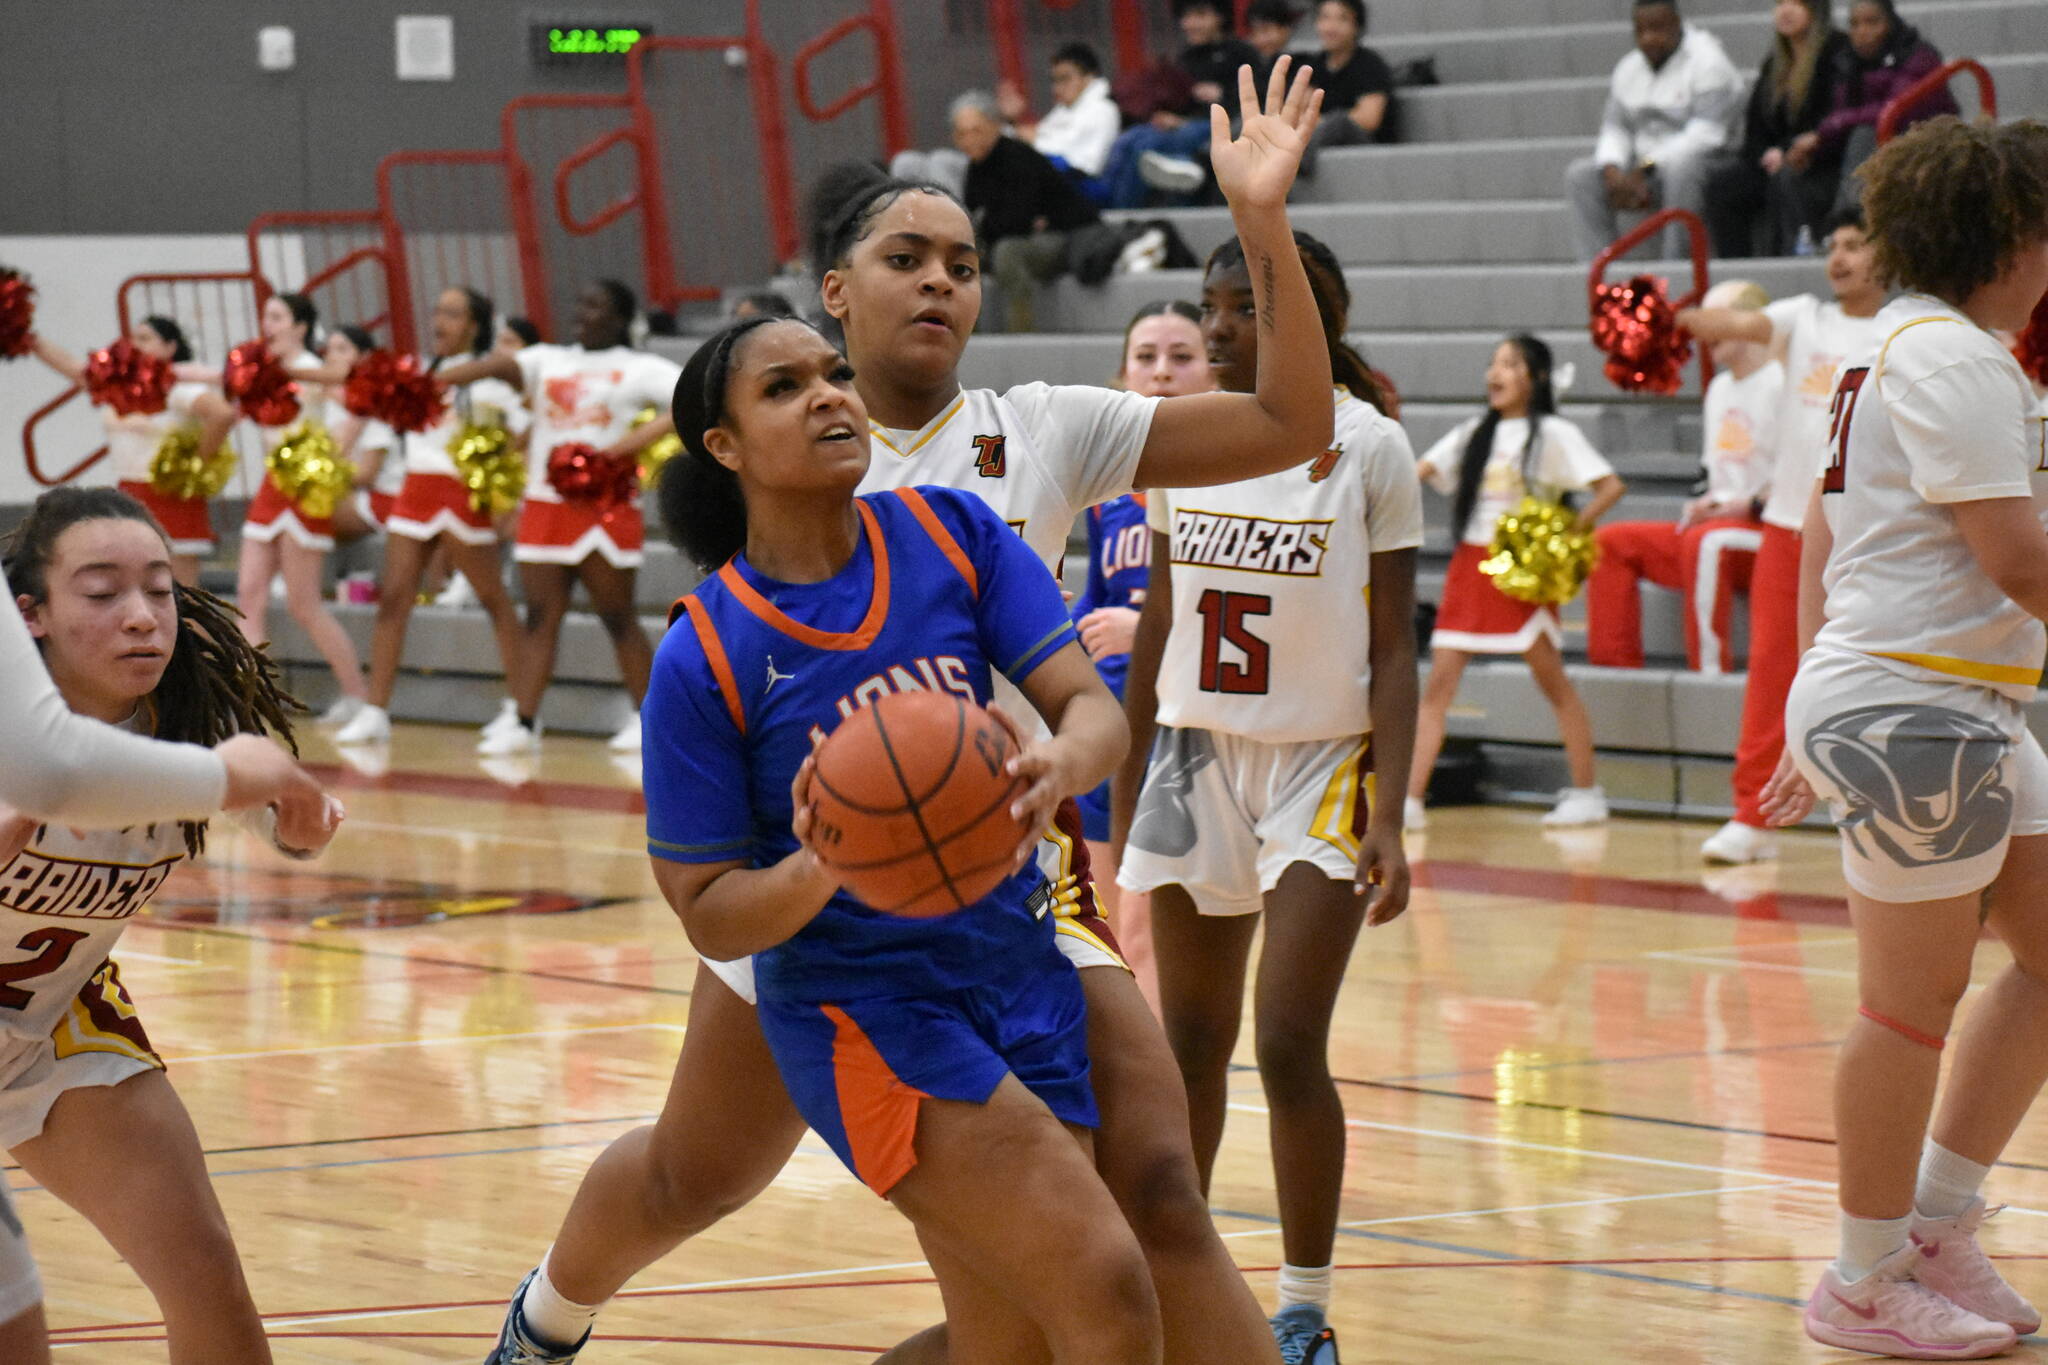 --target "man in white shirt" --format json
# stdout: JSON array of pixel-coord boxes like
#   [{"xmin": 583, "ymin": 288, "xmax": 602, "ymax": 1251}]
[
  {"xmin": 999, "ymin": 42, "xmax": 1122, "ymax": 184},
  {"xmin": 1564, "ymin": 0, "xmax": 1744, "ymax": 260}
]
